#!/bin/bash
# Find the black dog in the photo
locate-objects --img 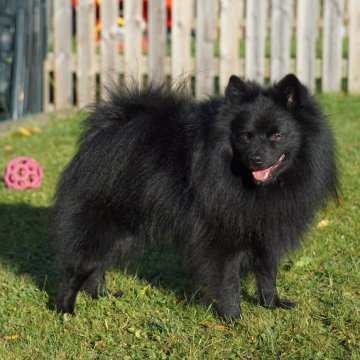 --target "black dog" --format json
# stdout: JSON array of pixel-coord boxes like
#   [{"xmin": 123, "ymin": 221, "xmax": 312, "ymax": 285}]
[{"xmin": 52, "ymin": 74, "xmax": 338, "ymax": 319}]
